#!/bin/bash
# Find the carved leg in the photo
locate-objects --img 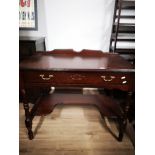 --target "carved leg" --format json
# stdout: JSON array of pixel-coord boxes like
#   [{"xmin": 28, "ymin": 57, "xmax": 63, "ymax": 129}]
[
  {"xmin": 118, "ymin": 91, "xmax": 133, "ymax": 141},
  {"xmin": 118, "ymin": 117, "xmax": 126, "ymax": 141},
  {"xmin": 25, "ymin": 118, "xmax": 33, "ymax": 140},
  {"xmin": 21, "ymin": 89, "xmax": 34, "ymax": 140}
]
